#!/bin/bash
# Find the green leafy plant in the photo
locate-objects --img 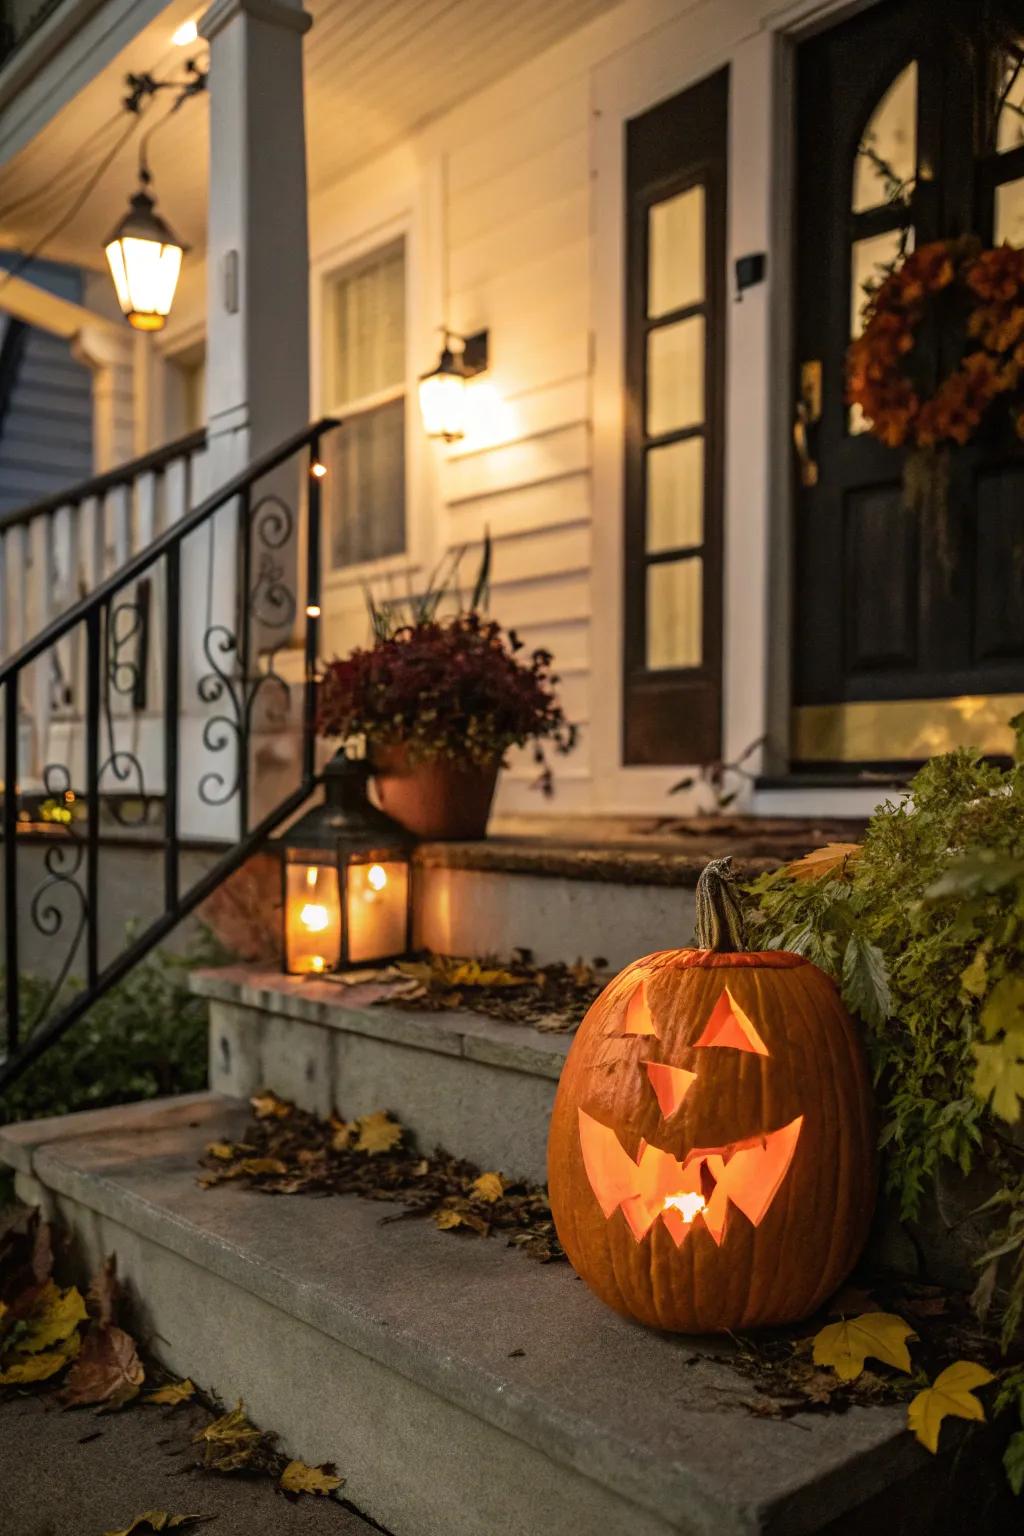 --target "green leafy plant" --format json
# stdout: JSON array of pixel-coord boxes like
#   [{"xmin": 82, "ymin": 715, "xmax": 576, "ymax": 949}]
[{"xmin": 745, "ymin": 722, "xmax": 1024, "ymax": 1350}]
